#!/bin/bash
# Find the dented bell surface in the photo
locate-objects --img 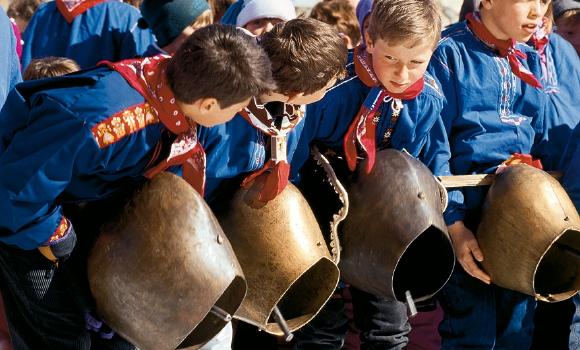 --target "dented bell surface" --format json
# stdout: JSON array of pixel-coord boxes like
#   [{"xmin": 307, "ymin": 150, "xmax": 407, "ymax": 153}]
[
  {"xmin": 88, "ymin": 173, "xmax": 246, "ymax": 350},
  {"xmin": 339, "ymin": 149, "xmax": 455, "ymax": 301},
  {"xmin": 478, "ymin": 165, "xmax": 580, "ymax": 302},
  {"xmin": 213, "ymin": 179, "xmax": 340, "ymax": 336}
]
